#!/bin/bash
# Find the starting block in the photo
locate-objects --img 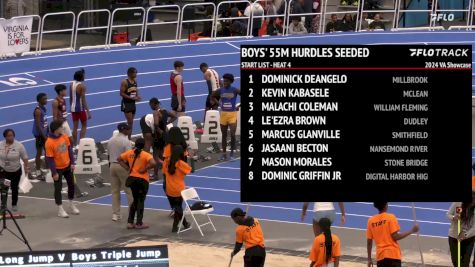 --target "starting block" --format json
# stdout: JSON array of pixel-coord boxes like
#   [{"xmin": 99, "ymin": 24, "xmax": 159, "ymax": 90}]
[
  {"xmin": 75, "ymin": 138, "xmax": 101, "ymax": 174},
  {"xmin": 201, "ymin": 110, "xmax": 222, "ymax": 143},
  {"xmin": 236, "ymin": 109, "xmax": 241, "ymax": 136},
  {"xmin": 178, "ymin": 116, "xmax": 198, "ymax": 150}
]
